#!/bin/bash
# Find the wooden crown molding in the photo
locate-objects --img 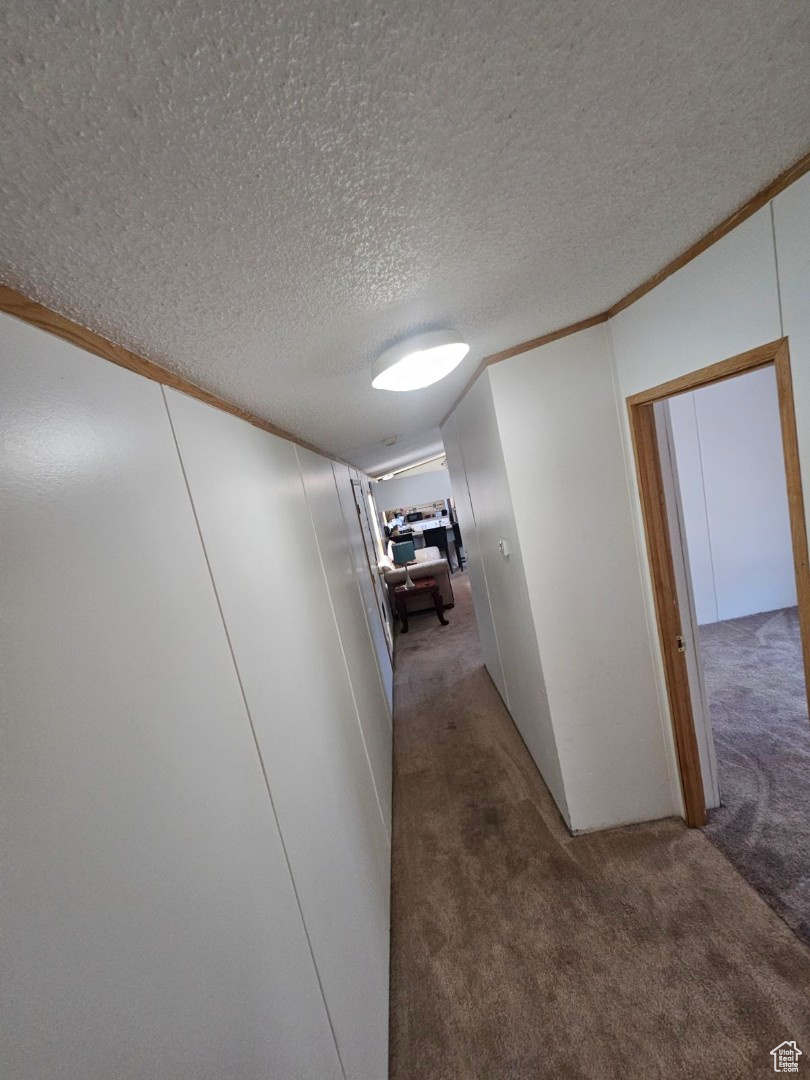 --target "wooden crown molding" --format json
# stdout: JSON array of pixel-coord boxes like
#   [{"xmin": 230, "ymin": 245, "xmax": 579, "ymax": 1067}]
[
  {"xmin": 439, "ymin": 310, "xmax": 609, "ymax": 427},
  {"xmin": 4, "ymin": 150, "xmax": 809, "ymax": 450},
  {"xmin": 441, "ymin": 147, "xmax": 810, "ymax": 425},
  {"xmin": 0, "ymin": 284, "xmax": 347, "ymax": 465},
  {"xmin": 608, "ymin": 148, "xmax": 810, "ymax": 318}
]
